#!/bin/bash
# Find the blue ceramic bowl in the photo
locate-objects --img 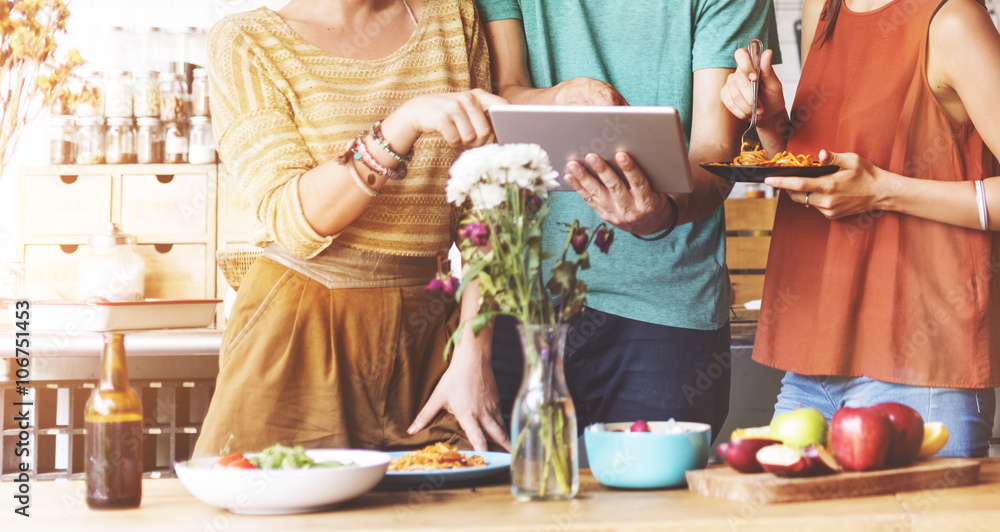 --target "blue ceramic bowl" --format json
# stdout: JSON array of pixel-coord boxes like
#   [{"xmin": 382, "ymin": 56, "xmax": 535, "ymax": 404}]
[{"xmin": 584, "ymin": 421, "xmax": 711, "ymax": 489}]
